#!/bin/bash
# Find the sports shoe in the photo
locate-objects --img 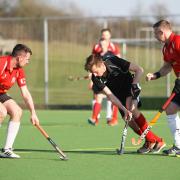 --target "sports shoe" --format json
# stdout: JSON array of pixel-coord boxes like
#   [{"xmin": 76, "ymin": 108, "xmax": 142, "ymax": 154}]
[
  {"xmin": 151, "ymin": 141, "xmax": 166, "ymax": 153},
  {"xmin": 88, "ymin": 118, "xmax": 98, "ymax": 126},
  {"xmin": 137, "ymin": 141, "xmax": 156, "ymax": 154},
  {"xmin": 175, "ymin": 151, "xmax": 180, "ymax": 157},
  {"xmin": 162, "ymin": 145, "xmax": 180, "ymax": 156},
  {"xmin": 107, "ymin": 118, "xmax": 118, "ymax": 126},
  {"xmin": 0, "ymin": 148, "xmax": 20, "ymax": 158}
]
